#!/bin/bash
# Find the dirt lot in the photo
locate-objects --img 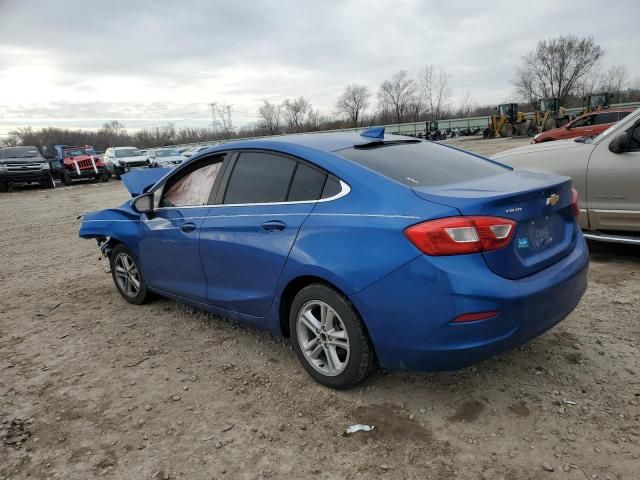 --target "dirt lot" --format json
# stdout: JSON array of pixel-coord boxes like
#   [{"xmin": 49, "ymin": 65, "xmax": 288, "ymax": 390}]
[{"xmin": 1, "ymin": 137, "xmax": 639, "ymax": 480}]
